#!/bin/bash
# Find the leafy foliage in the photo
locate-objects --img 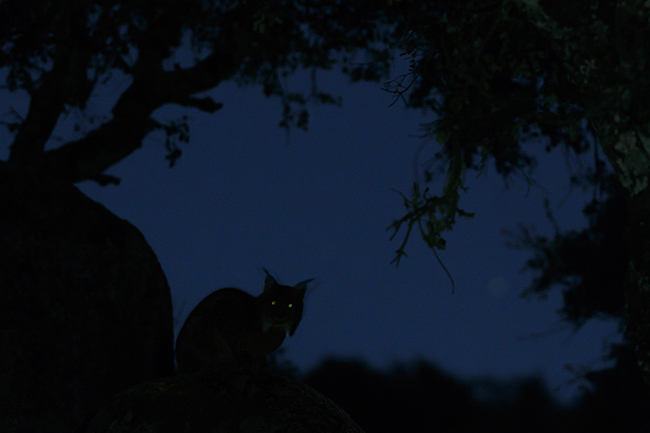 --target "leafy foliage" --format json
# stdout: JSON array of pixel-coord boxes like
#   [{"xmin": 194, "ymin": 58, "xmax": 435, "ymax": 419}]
[
  {"xmin": 383, "ymin": 1, "xmax": 650, "ymax": 386},
  {"xmin": 384, "ymin": 0, "xmax": 650, "ymax": 261},
  {"xmin": 506, "ymin": 172, "xmax": 629, "ymax": 327},
  {"xmin": 0, "ymin": 0, "xmax": 400, "ymax": 181}
]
